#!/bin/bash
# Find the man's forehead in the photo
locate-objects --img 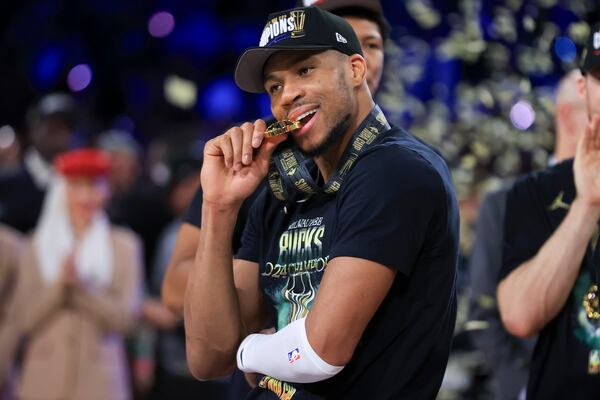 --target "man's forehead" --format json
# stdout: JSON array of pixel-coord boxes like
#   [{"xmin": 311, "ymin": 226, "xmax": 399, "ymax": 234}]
[
  {"xmin": 343, "ymin": 16, "xmax": 381, "ymax": 35},
  {"xmin": 263, "ymin": 49, "xmax": 330, "ymax": 79}
]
